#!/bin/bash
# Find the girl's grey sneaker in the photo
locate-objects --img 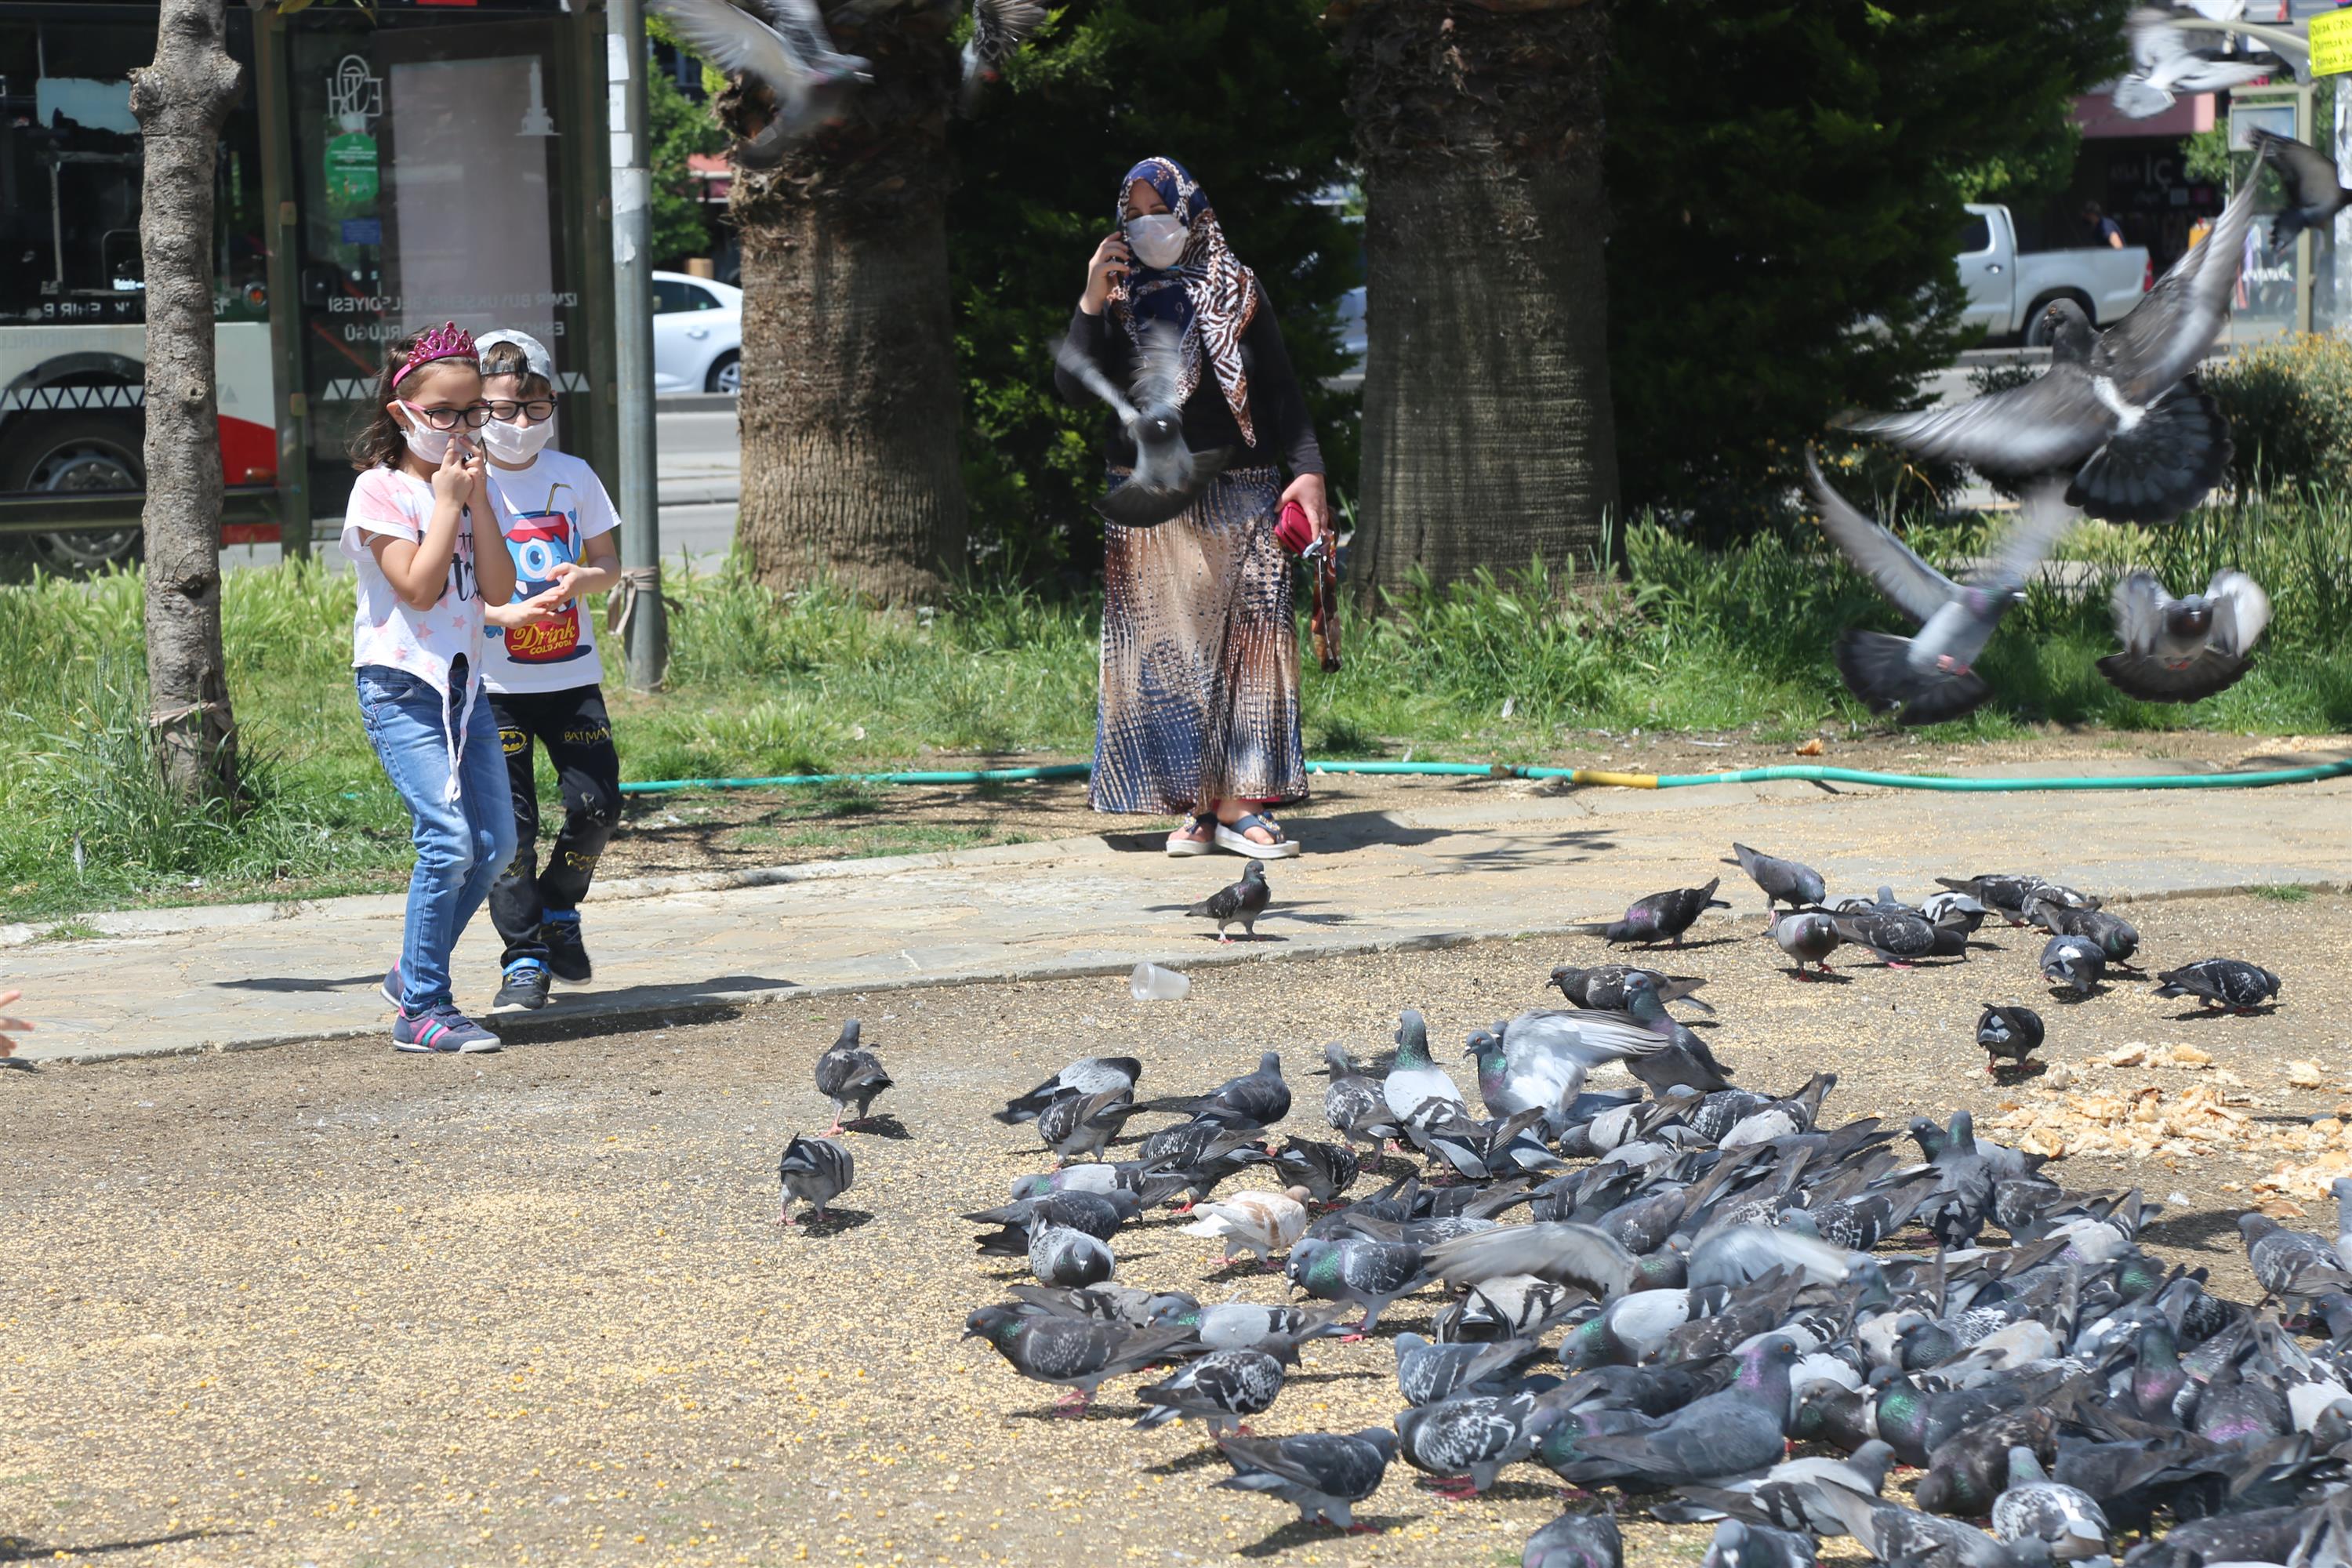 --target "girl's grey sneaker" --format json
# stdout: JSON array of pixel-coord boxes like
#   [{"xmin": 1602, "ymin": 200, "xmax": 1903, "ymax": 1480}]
[
  {"xmin": 492, "ymin": 960, "xmax": 550, "ymax": 1014},
  {"xmin": 394, "ymin": 1006, "xmax": 503, "ymax": 1054}
]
